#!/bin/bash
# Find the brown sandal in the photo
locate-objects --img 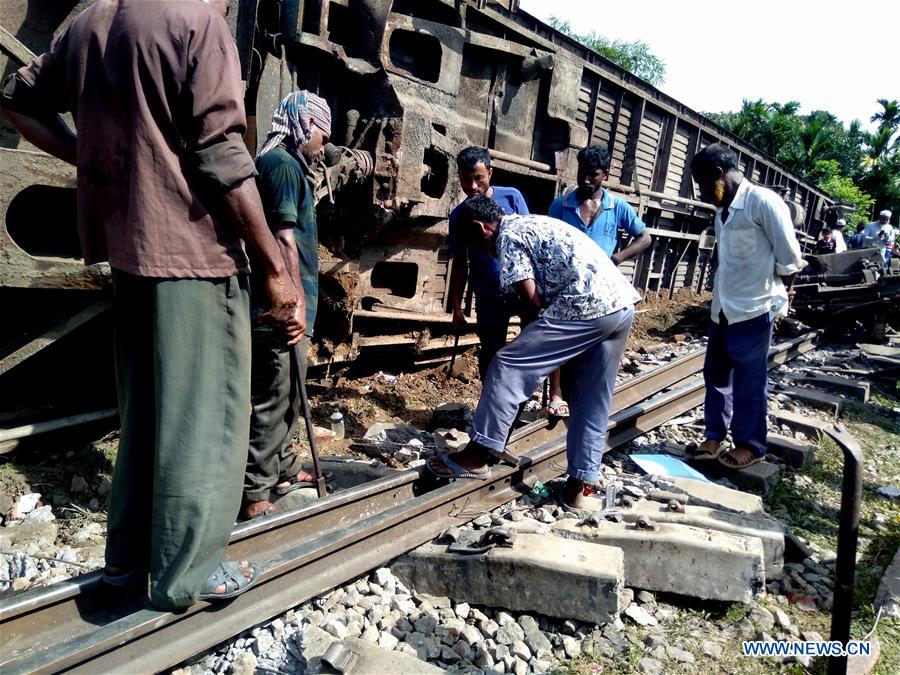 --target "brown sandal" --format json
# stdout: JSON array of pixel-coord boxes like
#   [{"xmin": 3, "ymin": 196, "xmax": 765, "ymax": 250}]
[
  {"xmin": 717, "ymin": 448, "xmax": 764, "ymax": 470},
  {"xmin": 686, "ymin": 439, "xmax": 729, "ymax": 461}
]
